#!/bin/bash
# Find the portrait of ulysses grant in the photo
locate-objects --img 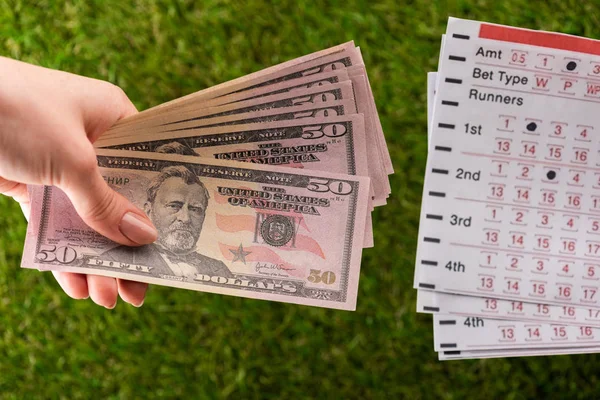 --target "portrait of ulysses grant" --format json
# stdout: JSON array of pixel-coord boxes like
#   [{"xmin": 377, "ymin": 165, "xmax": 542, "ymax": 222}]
[{"xmin": 101, "ymin": 142, "xmax": 233, "ymax": 278}]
